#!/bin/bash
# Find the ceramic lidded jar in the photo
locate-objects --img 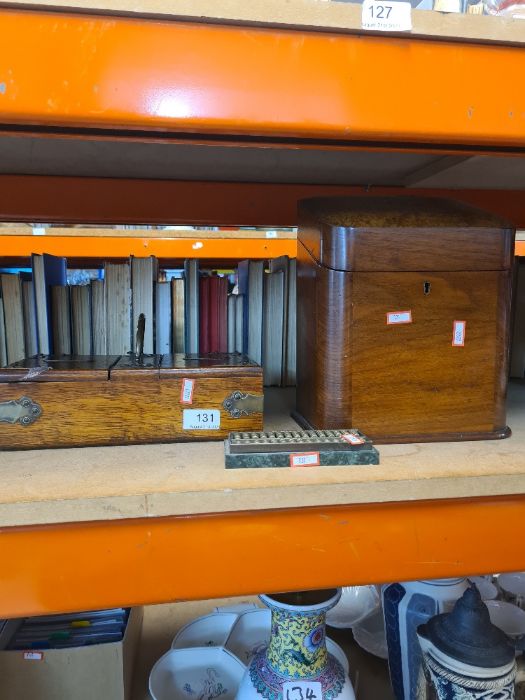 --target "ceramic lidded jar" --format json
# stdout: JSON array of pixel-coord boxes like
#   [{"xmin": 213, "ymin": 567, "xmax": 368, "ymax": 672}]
[
  {"xmin": 235, "ymin": 589, "xmax": 355, "ymax": 700},
  {"xmin": 417, "ymin": 586, "xmax": 517, "ymax": 700},
  {"xmin": 382, "ymin": 577, "xmax": 468, "ymax": 700}
]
